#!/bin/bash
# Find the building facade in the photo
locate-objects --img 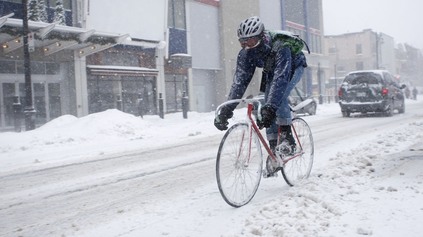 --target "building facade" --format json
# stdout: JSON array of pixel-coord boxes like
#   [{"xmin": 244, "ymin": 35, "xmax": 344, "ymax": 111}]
[
  {"xmin": 213, "ymin": 0, "xmax": 327, "ymax": 108},
  {"xmin": 1, "ymin": 0, "xmax": 328, "ymax": 131},
  {"xmin": 396, "ymin": 43, "xmax": 423, "ymax": 86},
  {"xmin": 259, "ymin": 0, "xmax": 327, "ymax": 98},
  {"xmin": 0, "ymin": 0, "xmax": 193, "ymax": 130},
  {"xmin": 325, "ymin": 29, "xmax": 397, "ymax": 94},
  {"xmin": 0, "ymin": 0, "xmax": 133, "ymax": 130}
]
